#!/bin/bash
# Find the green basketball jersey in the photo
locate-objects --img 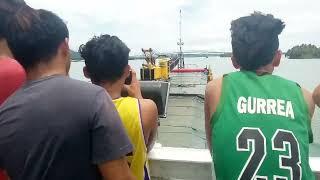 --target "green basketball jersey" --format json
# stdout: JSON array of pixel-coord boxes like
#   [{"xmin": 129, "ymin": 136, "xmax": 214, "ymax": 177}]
[{"xmin": 211, "ymin": 70, "xmax": 314, "ymax": 180}]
